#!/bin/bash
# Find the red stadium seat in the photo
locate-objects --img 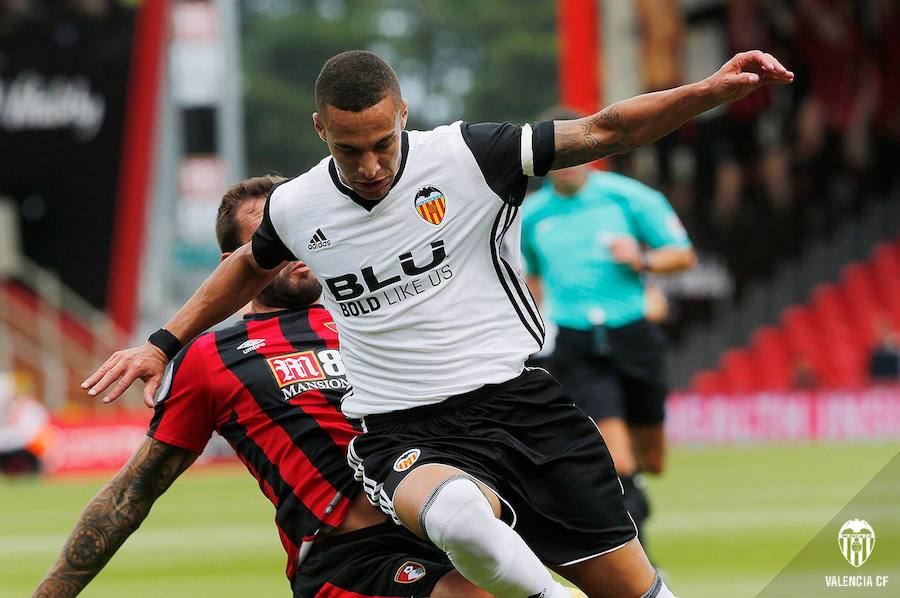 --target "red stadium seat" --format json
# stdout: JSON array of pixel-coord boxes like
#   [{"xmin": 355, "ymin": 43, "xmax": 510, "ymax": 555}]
[
  {"xmin": 720, "ymin": 349, "xmax": 759, "ymax": 394},
  {"xmin": 699, "ymin": 236, "xmax": 900, "ymax": 393},
  {"xmin": 691, "ymin": 370, "xmax": 724, "ymax": 395},
  {"xmin": 750, "ymin": 327, "xmax": 791, "ymax": 390}
]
